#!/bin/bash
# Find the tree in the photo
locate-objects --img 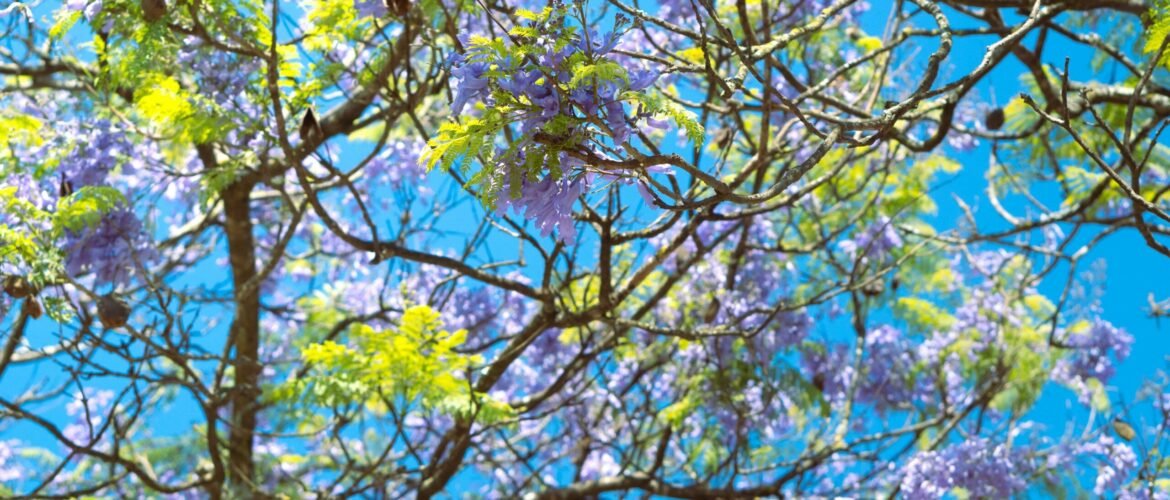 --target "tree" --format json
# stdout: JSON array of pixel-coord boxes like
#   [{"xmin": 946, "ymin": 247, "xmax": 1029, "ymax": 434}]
[{"xmin": 1, "ymin": 0, "xmax": 1169, "ymax": 496}]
